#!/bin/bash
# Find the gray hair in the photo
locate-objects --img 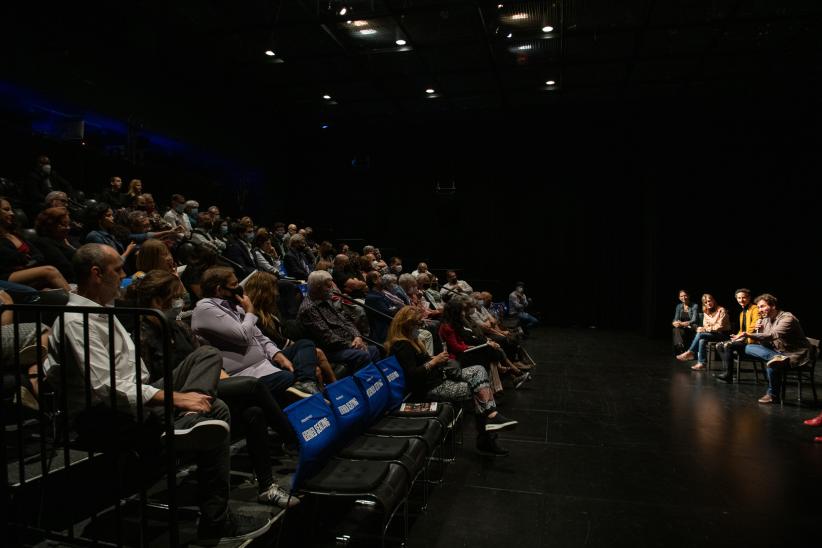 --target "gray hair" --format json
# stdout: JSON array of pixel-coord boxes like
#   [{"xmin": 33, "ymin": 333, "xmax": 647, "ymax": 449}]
[
  {"xmin": 363, "ymin": 245, "xmax": 375, "ymax": 255},
  {"xmin": 73, "ymin": 243, "xmax": 116, "ymax": 285},
  {"xmin": 289, "ymin": 233, "xmax": 305, "ymax": 249},
  {"xmin": 307, "ymin": 269, "xmax": 332, "ymax": 293},
  {"xmin": 381, "ymin": 273, "xmax": 397, "ymax": 288},
  {"xmin": 184, "ymin": 200, "xmax": 199, "ymax": 209},
  {"xmin": 398, "ymin": 273, "xmax": 416, "ymax": 290},
  {"xmin": 45, "ymin": 190, "xmax": 67, "ymax": 203}
]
